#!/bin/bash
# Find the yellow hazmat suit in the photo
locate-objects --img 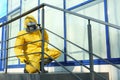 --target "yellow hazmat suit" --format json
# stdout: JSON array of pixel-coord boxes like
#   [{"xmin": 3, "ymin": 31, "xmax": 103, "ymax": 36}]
[{"xmin": 14, "ymin": 15, "xmax": 61, "ymax": 73}]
